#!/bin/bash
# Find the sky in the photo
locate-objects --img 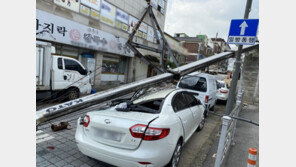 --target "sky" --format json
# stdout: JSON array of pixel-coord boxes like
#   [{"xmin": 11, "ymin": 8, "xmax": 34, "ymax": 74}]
[{"xmin": 164, "ymin": 0, "xmax": 259, "ymax": 42}]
